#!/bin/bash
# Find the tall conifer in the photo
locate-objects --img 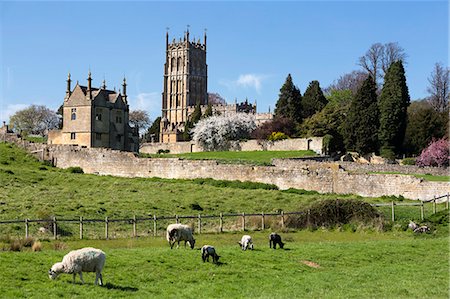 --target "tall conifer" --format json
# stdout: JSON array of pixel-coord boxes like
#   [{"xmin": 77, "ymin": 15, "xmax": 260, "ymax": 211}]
[
  {"xmin": 301, "ymin": 80, "xmax": 328, "ymax": 119},
  {"xmin": 274, "ymin": 74, "xmax": 302, "ymax": 123},
  {"xmin": 378, "ymin": 61, "xmax": 410, "ymax": 156},
  {"xmin": 344, "ymin": 75, "xmax": 379, "ymax": 154}
]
